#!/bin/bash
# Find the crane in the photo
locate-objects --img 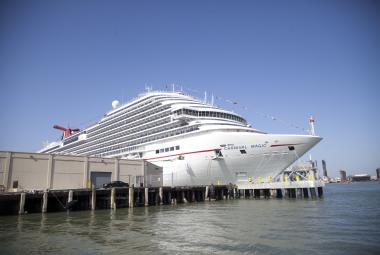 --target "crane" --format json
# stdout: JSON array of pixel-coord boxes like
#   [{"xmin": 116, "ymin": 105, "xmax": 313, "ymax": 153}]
[{"xmin": 53, "ymin": 125, "xmax": 80, "ymax": 138}]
